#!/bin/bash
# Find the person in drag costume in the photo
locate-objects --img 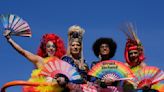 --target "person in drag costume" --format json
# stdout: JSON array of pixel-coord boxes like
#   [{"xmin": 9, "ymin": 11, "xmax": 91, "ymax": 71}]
[{"xmin": 4, "ymin": 30, "xmax": 67, "ymax": 92}]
